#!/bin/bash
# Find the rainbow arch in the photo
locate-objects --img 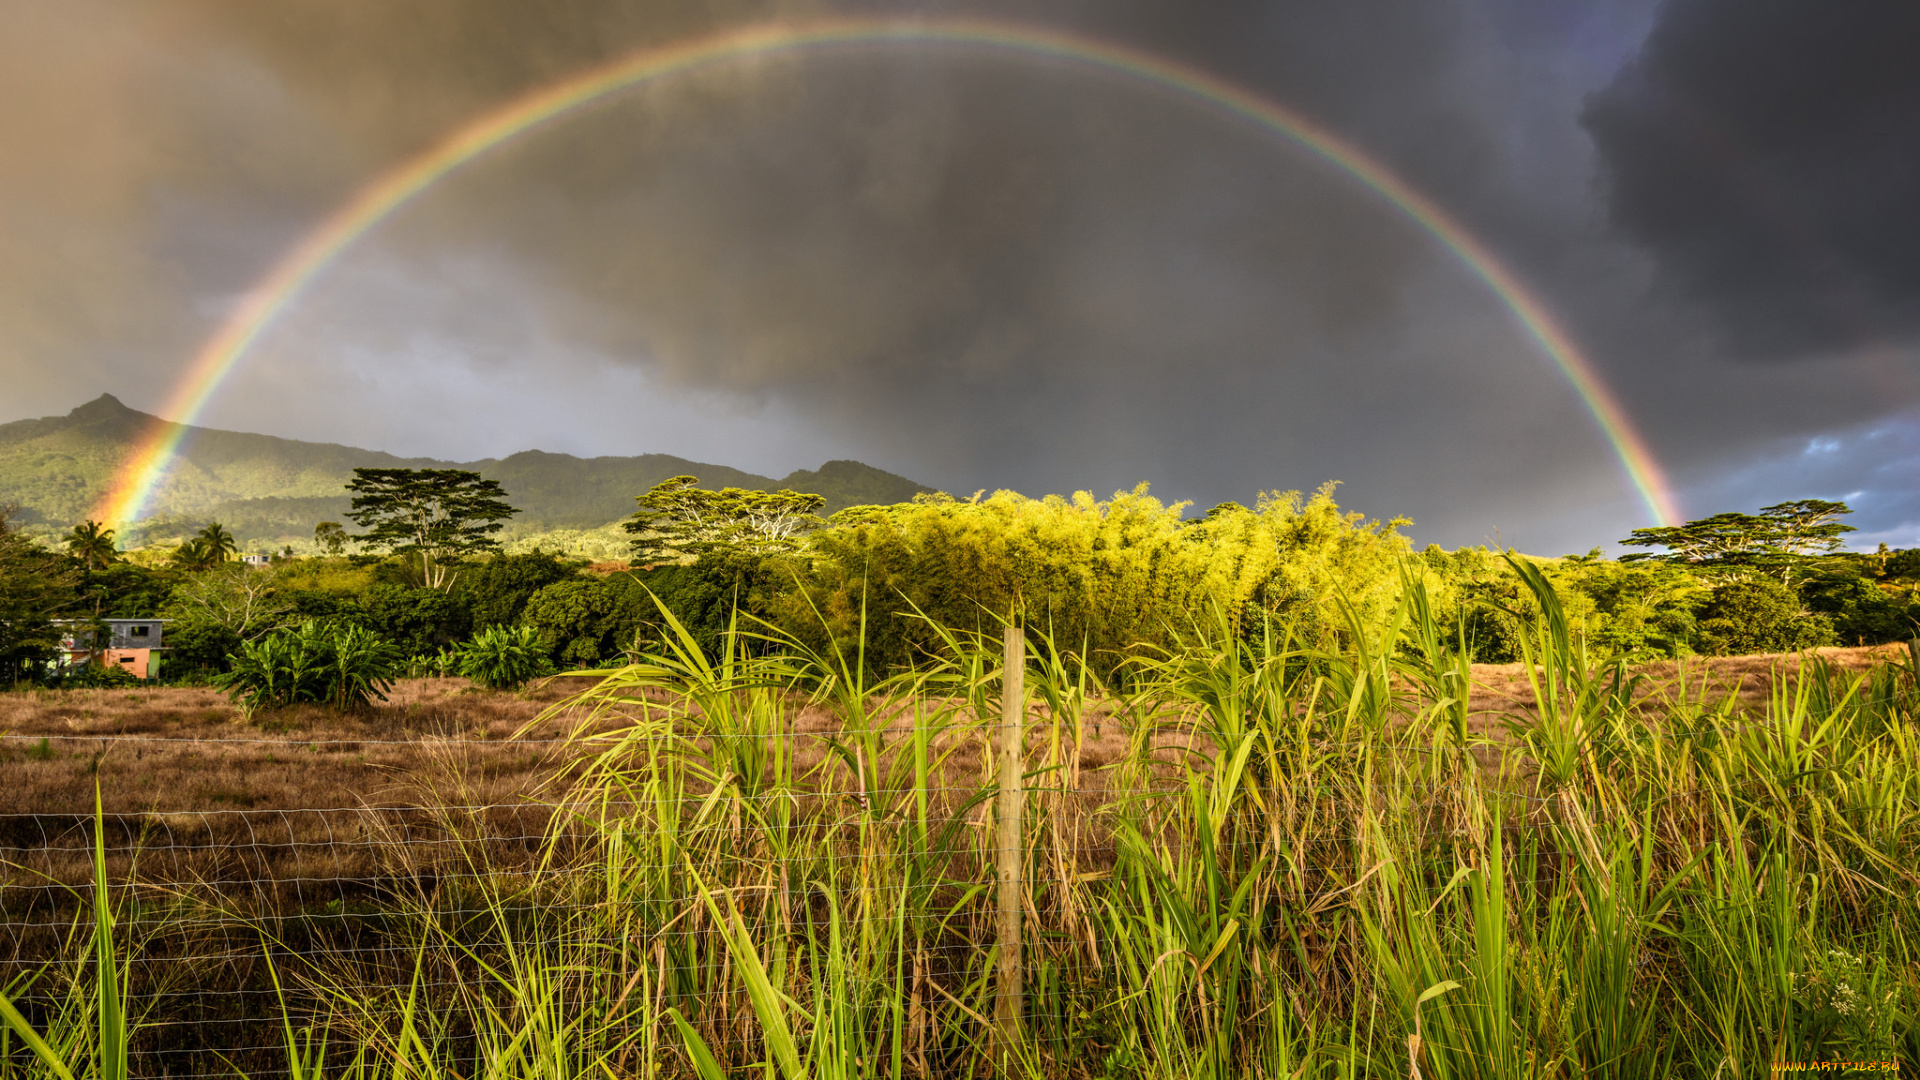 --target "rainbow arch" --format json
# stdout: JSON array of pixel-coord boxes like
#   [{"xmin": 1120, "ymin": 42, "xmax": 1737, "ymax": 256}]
[{"xmin": 95, "ymin": 17, "xmax": 1681, "ymax": 529}]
